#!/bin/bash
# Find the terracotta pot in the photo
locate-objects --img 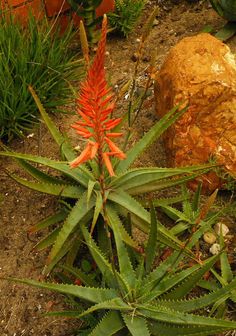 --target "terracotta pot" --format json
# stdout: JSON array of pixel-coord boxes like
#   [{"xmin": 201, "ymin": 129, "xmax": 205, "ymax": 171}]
[
  {"xmin": 96, "ymin": 0, "xmax": 115, "ymax": 17},
  {"xmin": 1, "ymin": 0, "xmax": 114, "ymax": 28},
  {"xmin": 1, "ymin": 0, "xmax": 44, "ymax": 25},
  {"xmin": 44, "ymin": 0, "xmax": 71, "ymax": 18}
]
